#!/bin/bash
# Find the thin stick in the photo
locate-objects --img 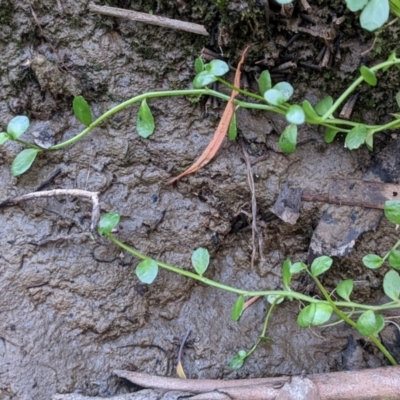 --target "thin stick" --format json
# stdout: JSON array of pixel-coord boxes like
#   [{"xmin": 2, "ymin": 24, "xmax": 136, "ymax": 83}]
[
  {"xmin": 240, "ymin": 141, "xmax": 265, "ymax": 267},
  {"xmin": 0, "ymin": 189, "xmax": 100, "ymax": 231},
  {"xmin": 88, "ymin": 3, "xmax": 208, "ymax": 36}
]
